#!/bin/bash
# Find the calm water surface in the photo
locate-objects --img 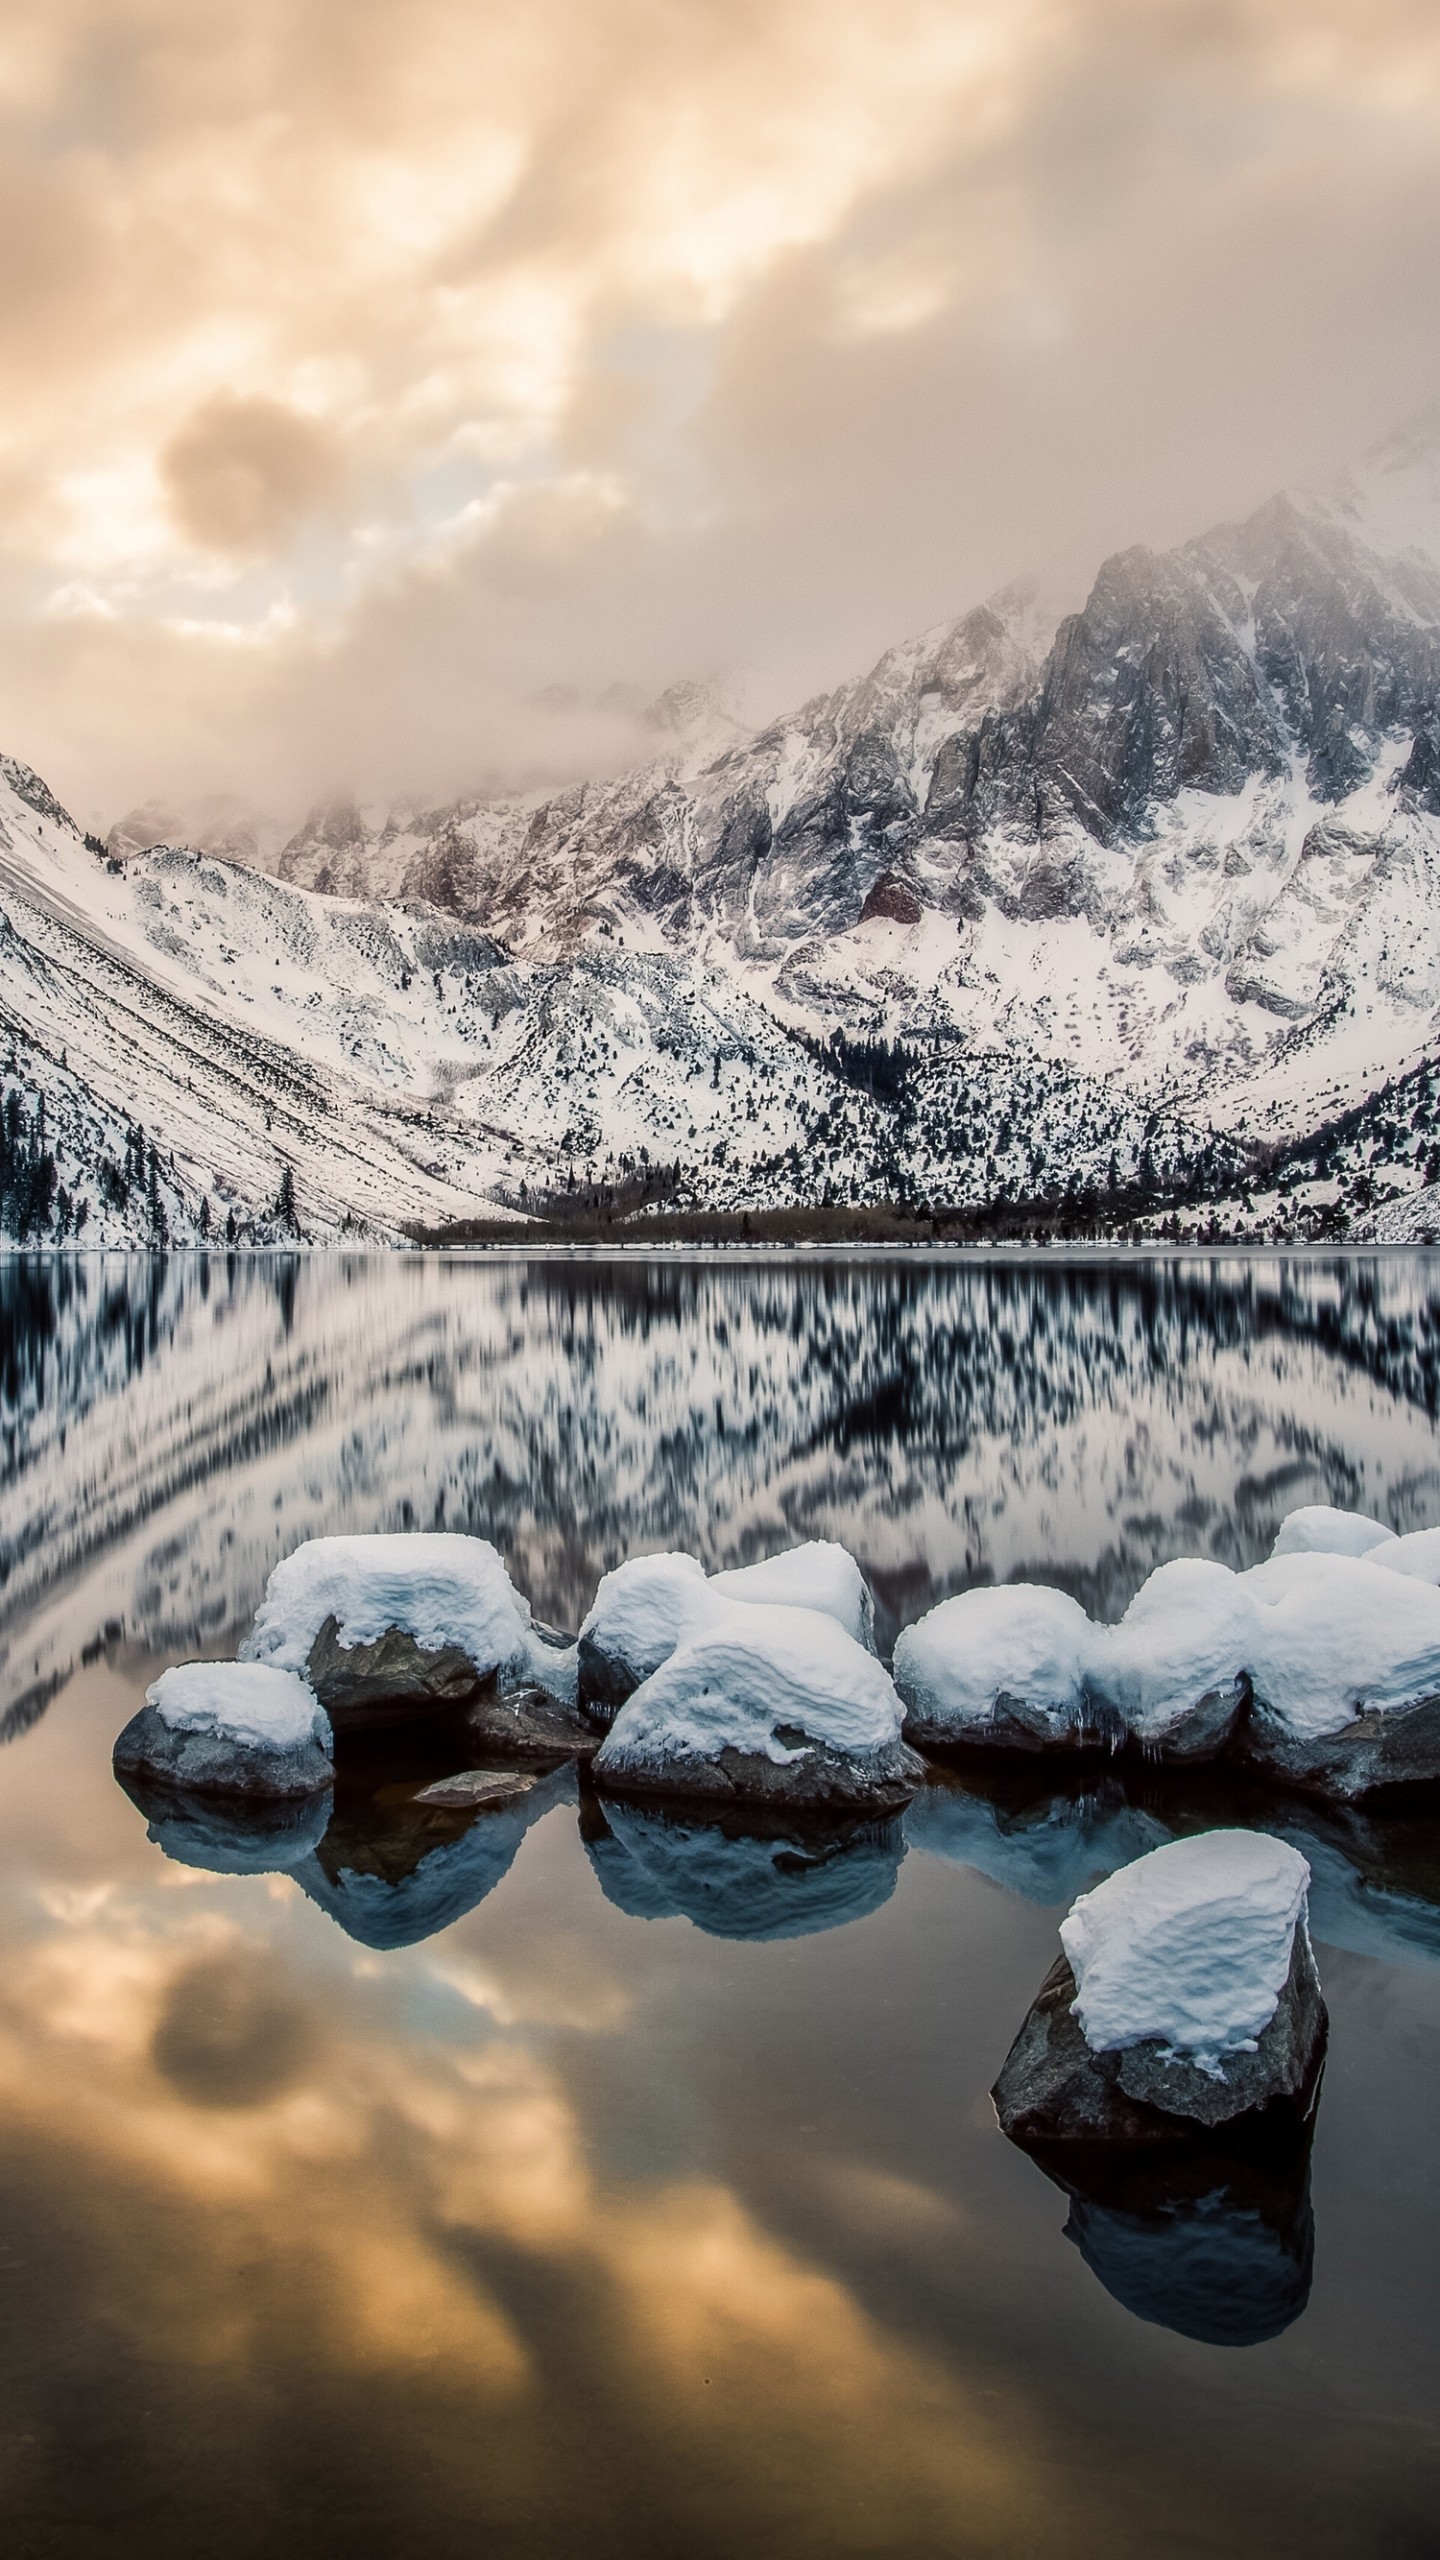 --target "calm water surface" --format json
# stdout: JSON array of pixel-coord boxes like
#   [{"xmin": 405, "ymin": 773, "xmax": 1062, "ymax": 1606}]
[{"xmin": 1, "ymin": 1251, "xmax": 1439, "ymax": 2557}]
